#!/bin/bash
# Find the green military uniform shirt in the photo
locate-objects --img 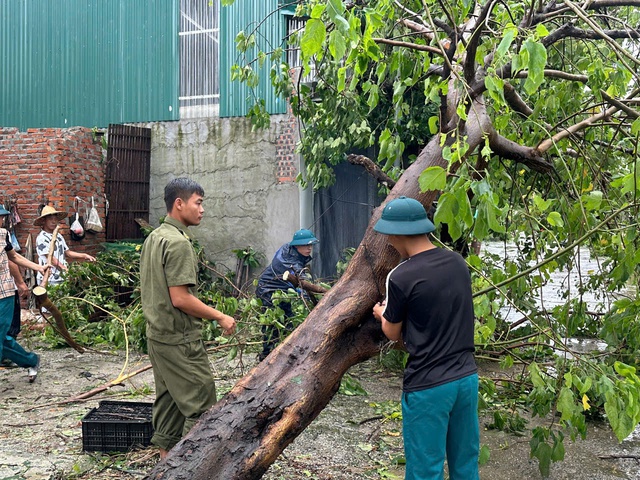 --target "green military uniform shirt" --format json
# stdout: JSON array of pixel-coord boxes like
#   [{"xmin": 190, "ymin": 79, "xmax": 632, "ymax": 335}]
[{"xmin": 140, "ymin": 216, "xmax": 202, "ymax": 345}]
